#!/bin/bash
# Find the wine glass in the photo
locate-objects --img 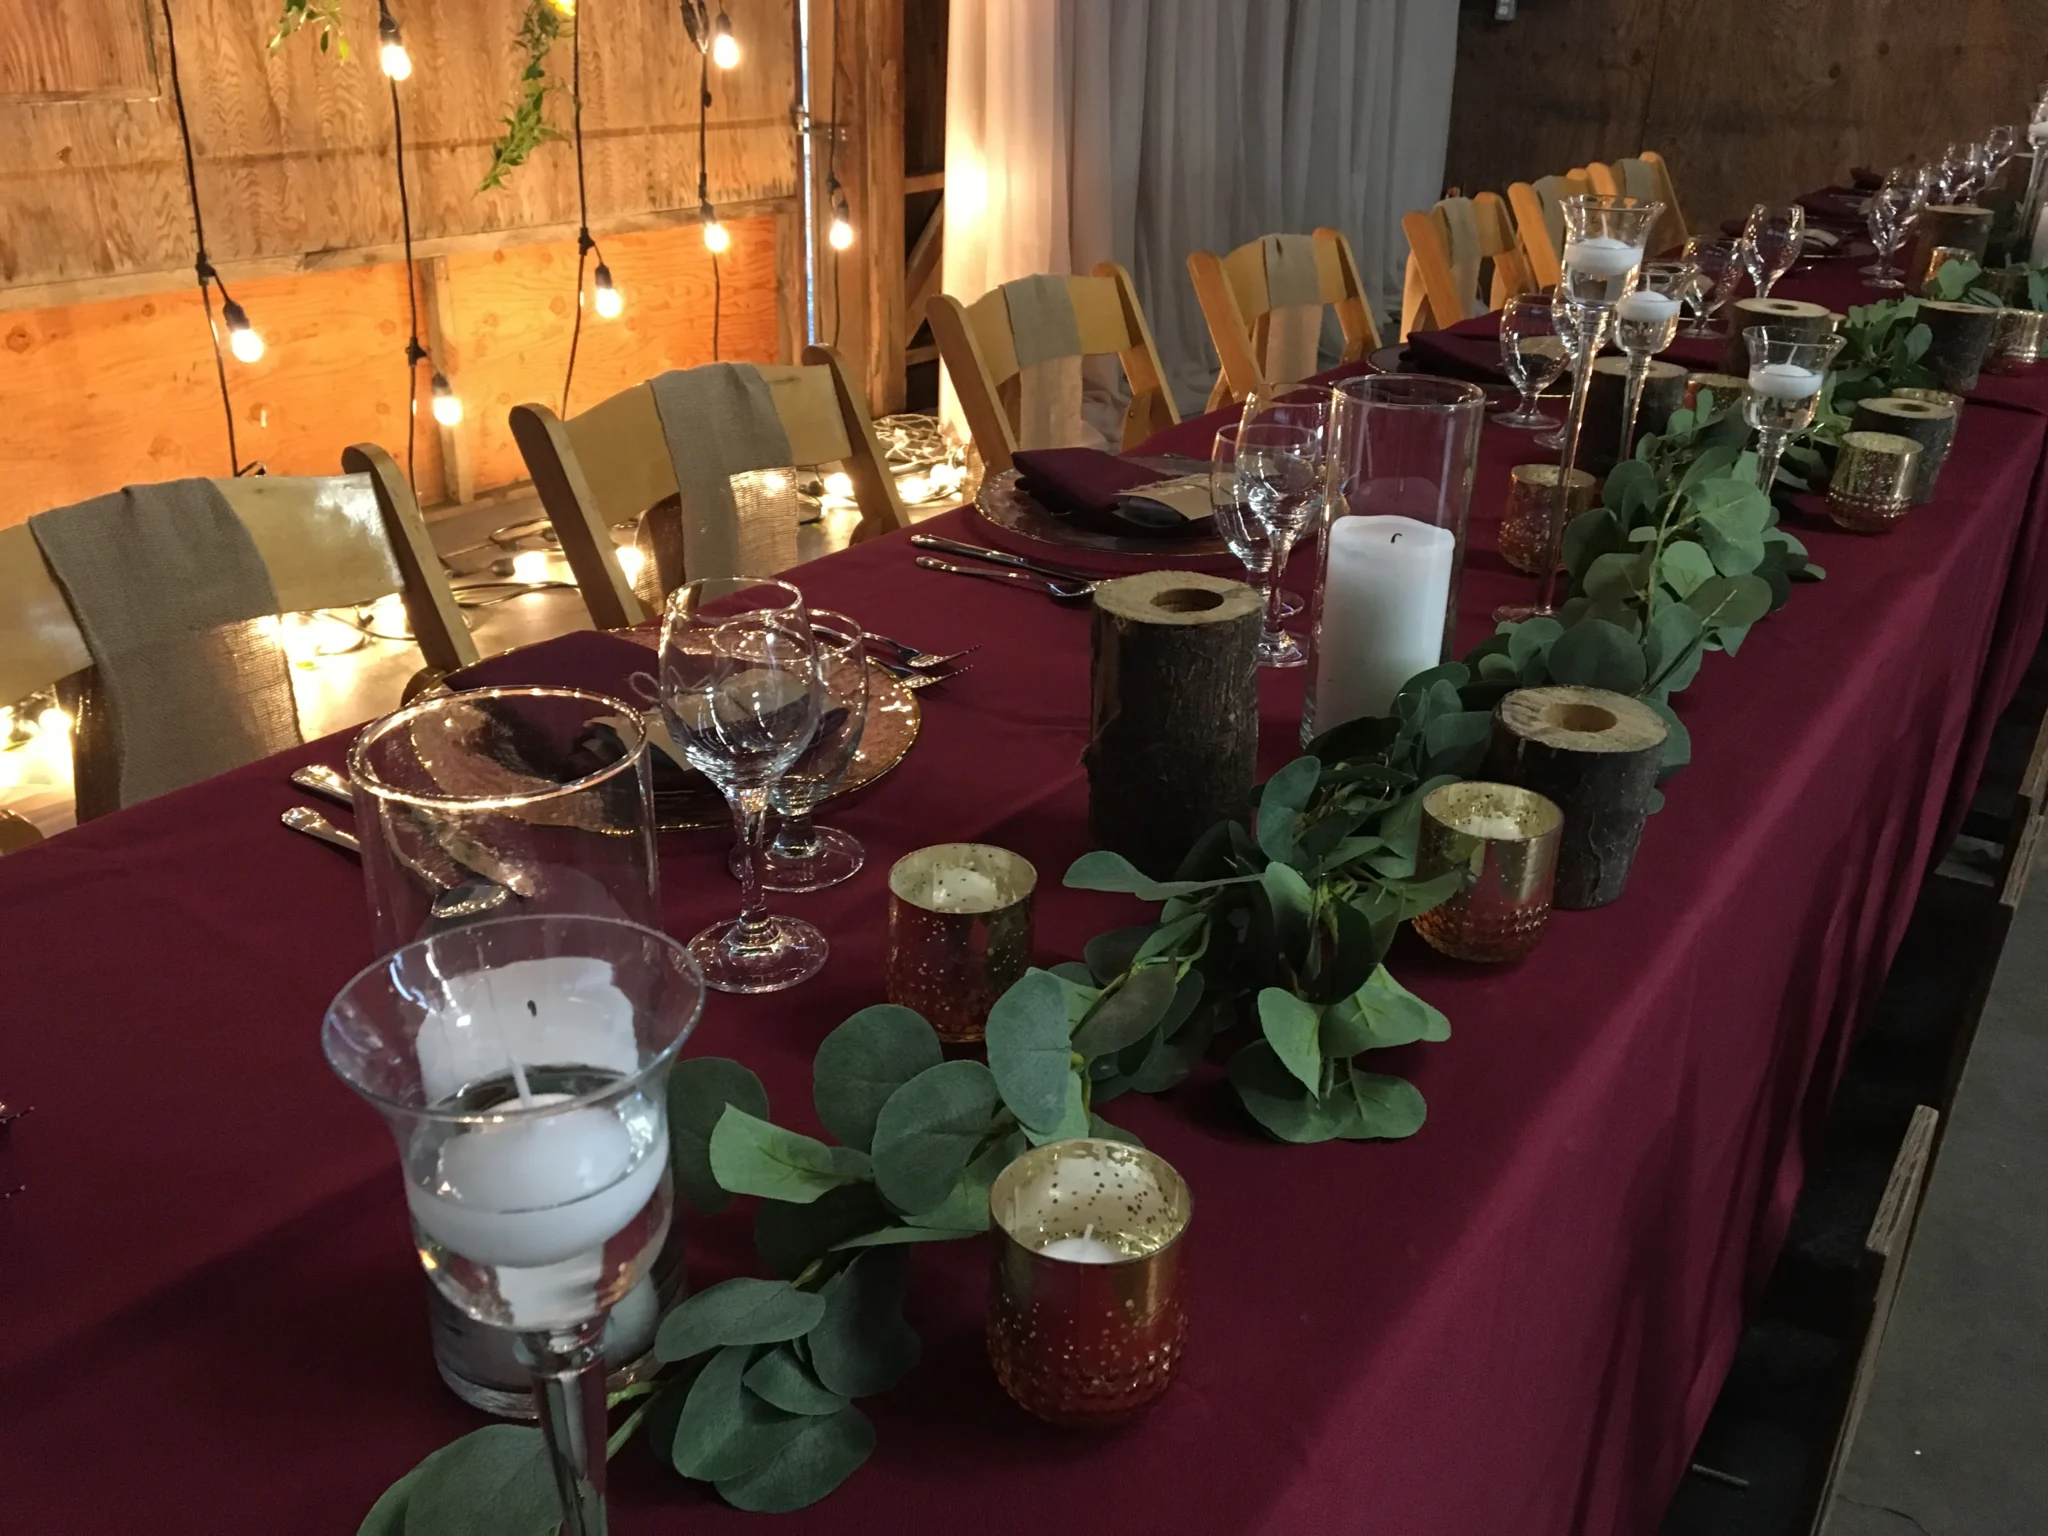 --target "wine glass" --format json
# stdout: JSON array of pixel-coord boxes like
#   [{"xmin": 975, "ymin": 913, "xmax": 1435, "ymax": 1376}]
[
  {"xmin": 1860, "ymin": 180, "xmax": 1918, "ymax": 289},
  {"xmin": 1743, "ymin": 325, "xmax": 1846, "ymax": 493},
  {"xmin": 1741, "ymin": 204, "xmax": 1806, "ymax": 298},
  {"xmin": 323, "ymin": 913, "xmax": 706, "ymax": 1536},
  {"xmin": 658, "ymin": 576, "xmax": 828, "ymax": 992},
  {"xmin": 736, "ymin": 608, "xmax": 867, "ymax": 893},
  {"xmin": 1615, "ymin": 260, "xmax": 1695, "ymax": 450},
  {"xmin": 1497, "ymin": 292, "xmax": 1569, "ymax": 429},
  {"xmin": 1683, "ymin": 239, "xmax": 1743, "ymax": 337},
  {"xmin": 1985, "ymin": 124, "xmax": 2019, "ymax": 181},
  {"xmin": 1211, "ymin": 420, "xmax": 1319, "ymax": 667},
  {"xmin": 1240, "ymin": 385, "xmax": 1332, "ymax": 620},
  {"xmin": 1940, "ymin": 142, "xmax": 1977, "ymax": 201}
]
